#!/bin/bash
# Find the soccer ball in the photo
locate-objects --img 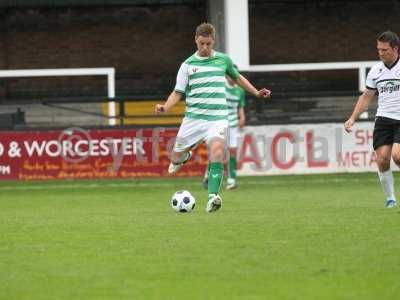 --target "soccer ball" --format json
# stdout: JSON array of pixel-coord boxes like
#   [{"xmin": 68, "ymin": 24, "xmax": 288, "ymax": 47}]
[{"xmin": 171, "ymin": 190, "xmax": 196, "ymax": 213}]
